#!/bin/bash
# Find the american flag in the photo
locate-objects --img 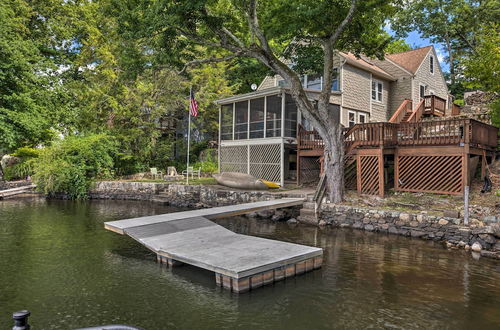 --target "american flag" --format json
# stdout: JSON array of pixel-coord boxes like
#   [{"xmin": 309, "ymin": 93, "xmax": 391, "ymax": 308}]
[{"xmin": 189, "ymin": 89, "xmax": 199, "ymax": 117}]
